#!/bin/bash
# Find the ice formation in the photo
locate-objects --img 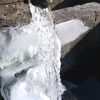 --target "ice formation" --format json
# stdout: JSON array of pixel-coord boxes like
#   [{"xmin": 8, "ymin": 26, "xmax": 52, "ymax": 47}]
[
  {"xmin": 0, "ymin": 1, "xmax": 64, "ymax": 100},
  {"xmin": 55, "ymin": 19, "xmax": 89, "ymax": 45}
]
